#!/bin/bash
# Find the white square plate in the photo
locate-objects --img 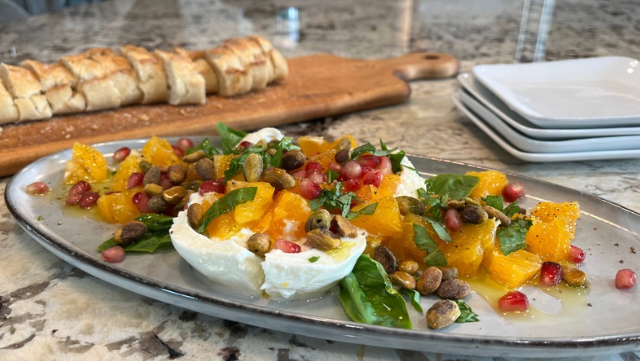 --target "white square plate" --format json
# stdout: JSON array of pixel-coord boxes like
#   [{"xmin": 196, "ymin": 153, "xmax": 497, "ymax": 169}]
[
  {"xmin": 452, "ymin": 93, "xmax": 640, "ymax": 162},
  {"xmin": 472, "ymin": 57, "xmax": 640, "ymax": 128},
  {"xmin": 458, "ymin": 72, "xmax": 640, "ymax": 140}
]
